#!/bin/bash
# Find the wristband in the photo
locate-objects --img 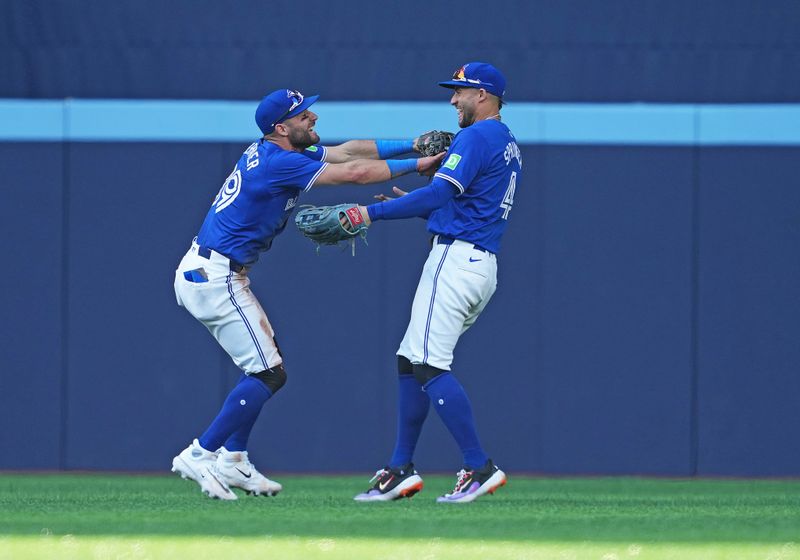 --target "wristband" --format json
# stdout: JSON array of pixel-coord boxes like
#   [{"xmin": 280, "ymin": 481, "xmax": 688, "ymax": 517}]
[
  {"xmin": 376, "ymin": 139, "xmax": 414, "ymax": 159},
  {"xmin": 386, "ymin": 158, "xmax": 417, "ymax": 177}
]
